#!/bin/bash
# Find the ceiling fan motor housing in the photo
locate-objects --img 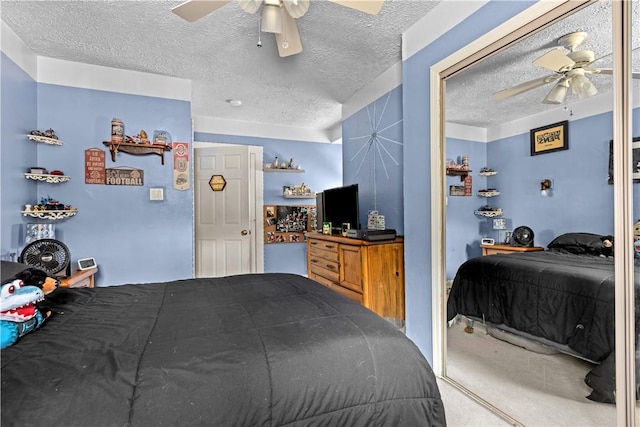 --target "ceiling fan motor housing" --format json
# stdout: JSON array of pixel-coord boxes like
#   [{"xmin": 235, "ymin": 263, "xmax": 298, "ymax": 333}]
[{"xmin": 567, "ymin": 50, "xmax": 595, "ymax": 67}]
